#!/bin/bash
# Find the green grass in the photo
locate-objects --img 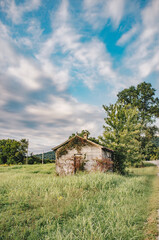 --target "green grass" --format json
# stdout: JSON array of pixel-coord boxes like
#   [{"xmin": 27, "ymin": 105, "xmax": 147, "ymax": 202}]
[{"xmin": 0, "ymin": 164, "xmax": 158, "ymax": 240}]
